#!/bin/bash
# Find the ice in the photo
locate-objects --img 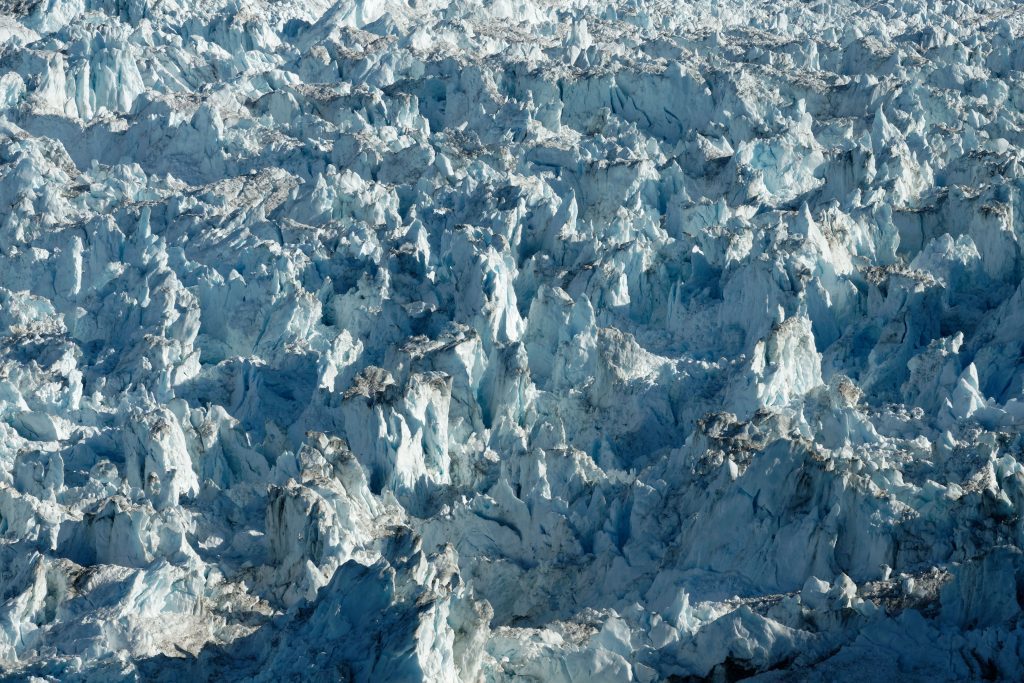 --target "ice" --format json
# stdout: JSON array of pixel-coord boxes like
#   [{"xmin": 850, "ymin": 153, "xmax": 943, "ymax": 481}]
[{"xmin": 2, "ymin": 0, "xmax": 1024, "ymax": 679}]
